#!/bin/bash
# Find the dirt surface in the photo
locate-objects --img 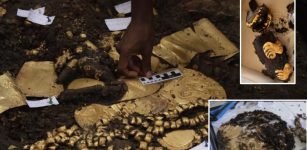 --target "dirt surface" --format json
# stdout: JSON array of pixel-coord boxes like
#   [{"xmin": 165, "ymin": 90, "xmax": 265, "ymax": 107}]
[{"xmin": 0, "ymin": 0, "xmax": 306, "ymax": 149}]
